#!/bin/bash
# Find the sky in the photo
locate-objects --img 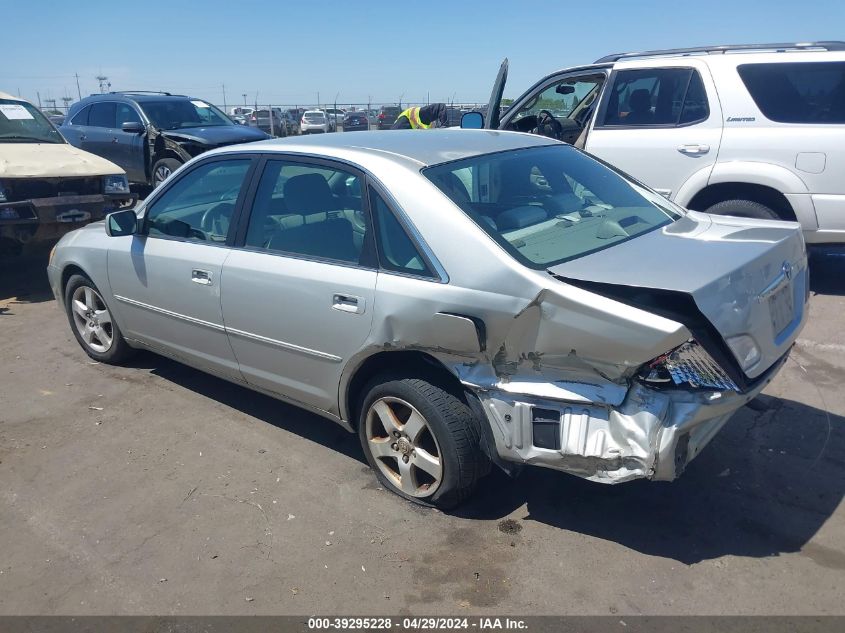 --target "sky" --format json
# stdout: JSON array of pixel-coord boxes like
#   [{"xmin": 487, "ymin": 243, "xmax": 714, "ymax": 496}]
[{"xmin": 2, "ymin": 0, "xmax": 844, "ymax": 110}]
